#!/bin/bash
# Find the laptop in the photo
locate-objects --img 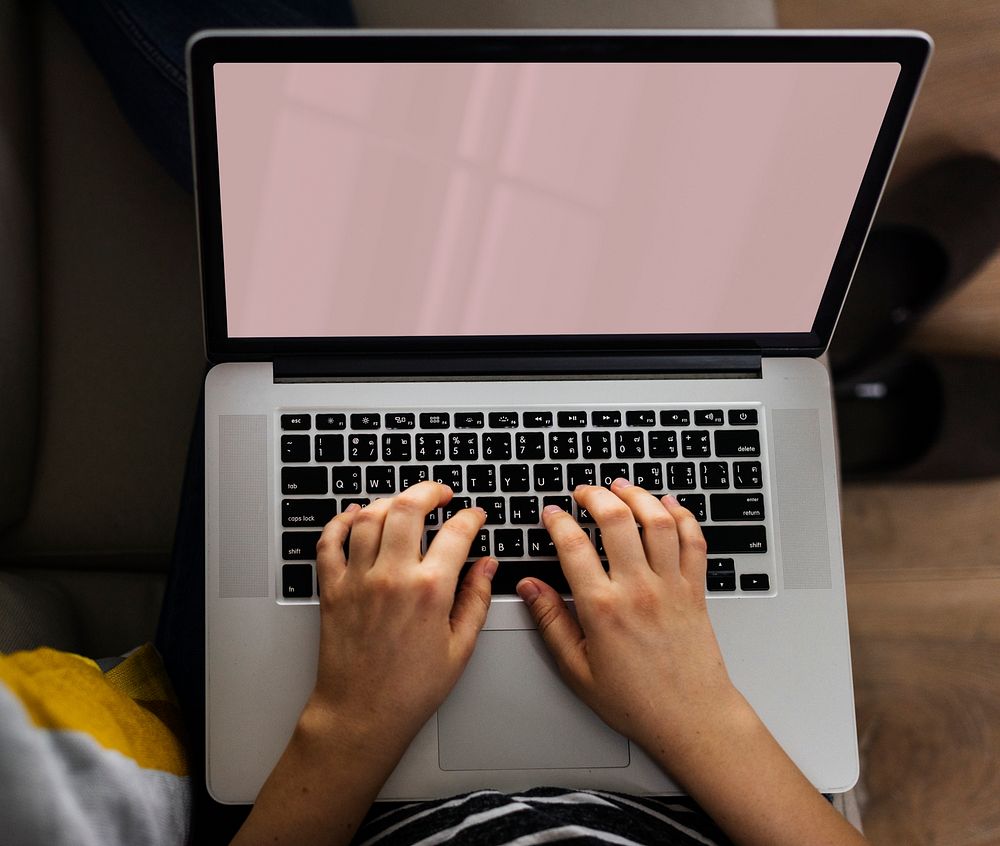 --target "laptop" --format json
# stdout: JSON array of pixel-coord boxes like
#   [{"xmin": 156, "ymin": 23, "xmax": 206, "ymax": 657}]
[{"xmin": 188, "ymin": 29, "xmax": 931, "ymax": 803}]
